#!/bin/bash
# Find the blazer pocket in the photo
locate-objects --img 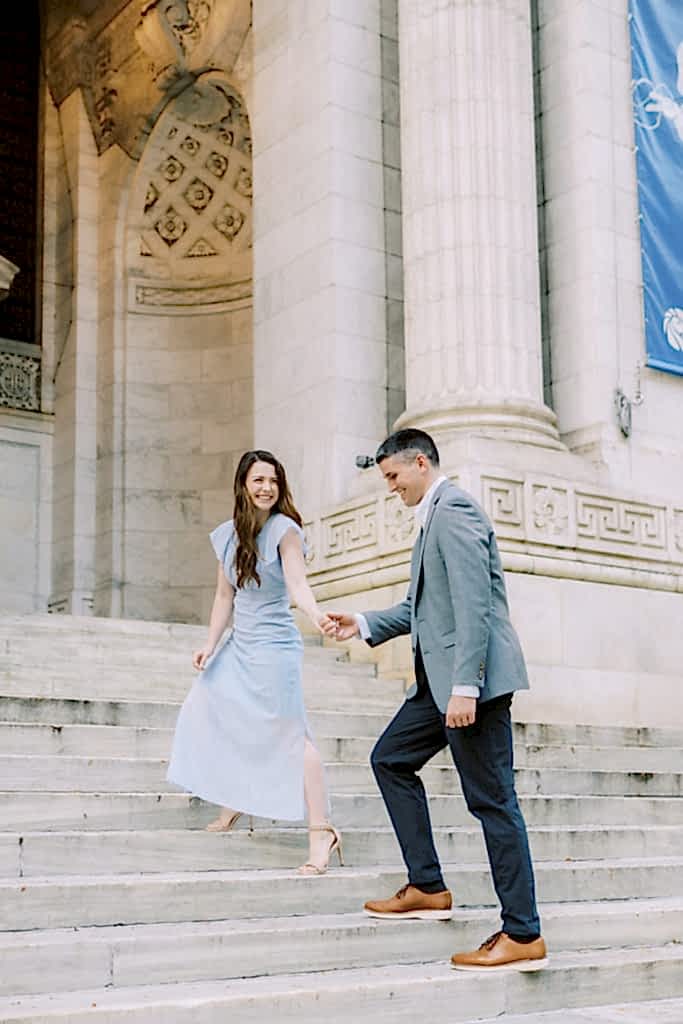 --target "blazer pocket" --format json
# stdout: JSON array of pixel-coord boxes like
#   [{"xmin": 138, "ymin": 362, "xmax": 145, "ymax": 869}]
[{"xmin": 441, "ymin": 630, "xmax": 456, "ymax": 648}]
